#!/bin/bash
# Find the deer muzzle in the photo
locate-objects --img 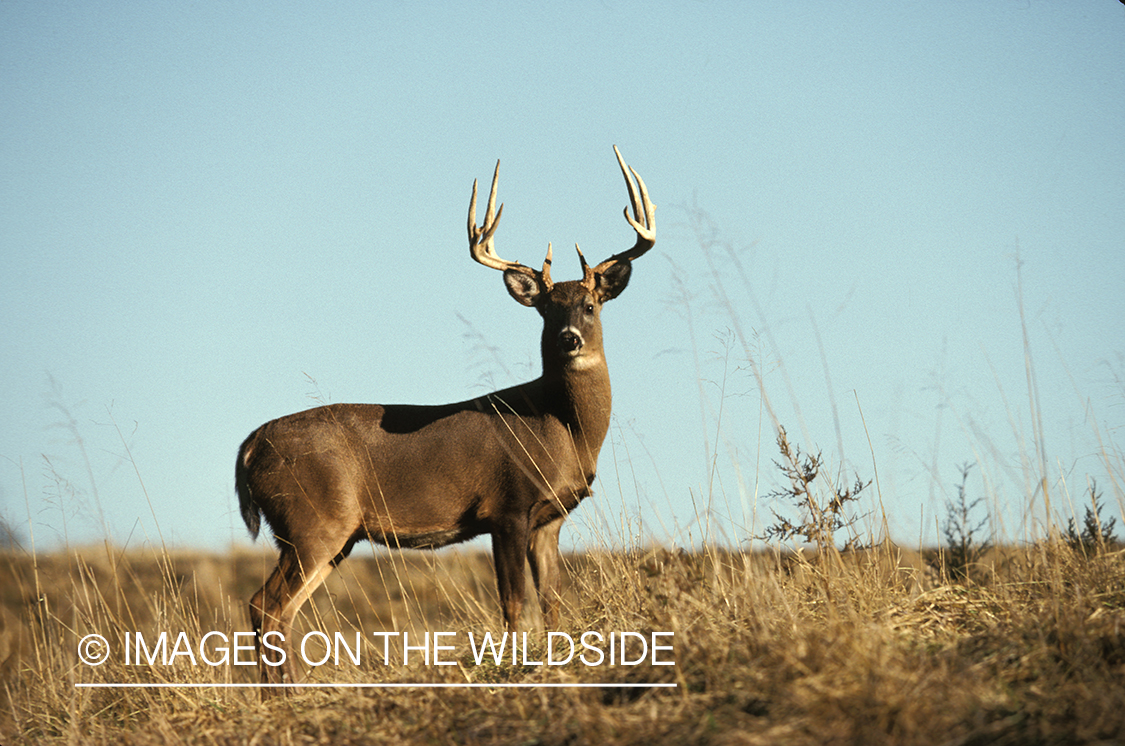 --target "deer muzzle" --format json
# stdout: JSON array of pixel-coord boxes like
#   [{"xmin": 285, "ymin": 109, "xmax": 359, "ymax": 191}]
[{"xmin": 558, "ymin": 327, "xmax": 583, "ymax": 355}]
